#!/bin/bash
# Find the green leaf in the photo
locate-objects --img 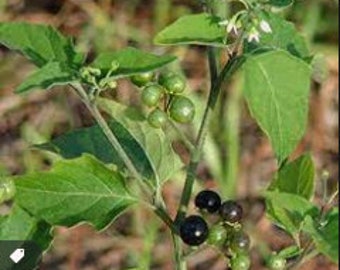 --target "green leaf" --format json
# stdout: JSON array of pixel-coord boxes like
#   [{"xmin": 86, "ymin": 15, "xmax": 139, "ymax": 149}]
[
  {"xmin": 243, "ymin": 50, "xmax": 311, "ymax": 164},
  {"xmin": 14, "ymin": 155, "xmax": 137, "ymax": 230},
  {"xmin": 269, "ymin": 154, "xmax": 315, "ymax": 200},
  {"xmin": 0, "ymin": 205, "xmax": 53, "ymax": 251},
  {"xmin": 92, "ymin": 47, "xmax": 176, "ymax": 77},
  {"xmin": 303, "ymin": 209, "xmax": 339, "ymax": 263},
  {"xmin": 15, "ymin": 62, "xmax": 76, "ymax": 93},
  {"xmin": 244, "ymin": 12, "xmax": 309, "ymax": 60},
  {"xmin": 269, "ymin": 0, "xmax": 293, "ymax": 7},
  {"xmin": 97, "ymin": 98, "xmax": 183, "ymax": 185},
  {"xmin": 0, "ymin": 22, "xmax": 82, "ymax": 67},
  {"xmin": 278, "ymin": 245, "xmax": 302, "ymax": 258},
  {"xmin": 36, "ymin": 120, "xmax": 156, "ymax": 185},
  {"xmin": 154, "ymin": 13, "xmax": 226, "ymax": 46},
  {"xmin": 265, "ymin": 191, "xmax": 318, "ymax": 237}
]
